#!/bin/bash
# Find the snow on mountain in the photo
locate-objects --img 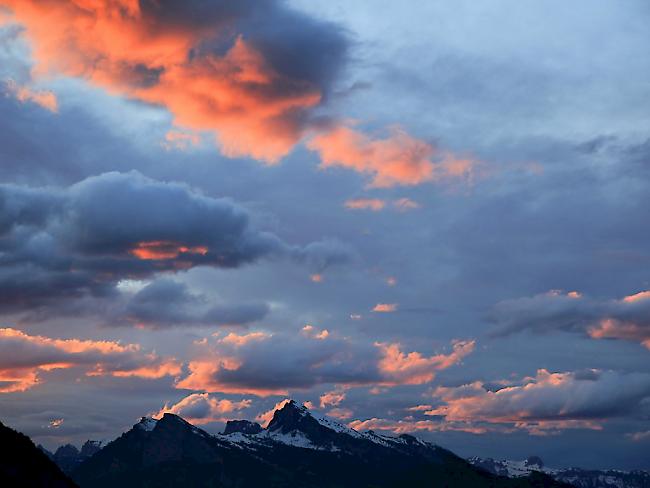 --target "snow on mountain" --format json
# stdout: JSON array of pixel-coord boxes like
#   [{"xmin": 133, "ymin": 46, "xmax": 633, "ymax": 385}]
[{"xmin": 468, "ymin": 456, "xmax": 650, "ymax": 488}]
